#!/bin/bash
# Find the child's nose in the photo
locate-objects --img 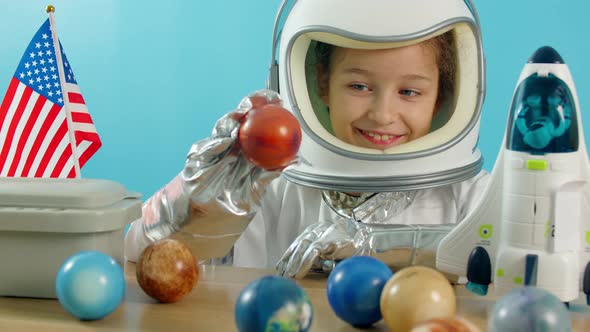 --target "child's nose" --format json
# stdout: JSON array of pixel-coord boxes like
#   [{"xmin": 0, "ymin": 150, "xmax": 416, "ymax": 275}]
[{"xmin": 367, "ymin": 93, "xmax": 400, "ymax": 125}]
